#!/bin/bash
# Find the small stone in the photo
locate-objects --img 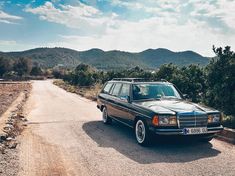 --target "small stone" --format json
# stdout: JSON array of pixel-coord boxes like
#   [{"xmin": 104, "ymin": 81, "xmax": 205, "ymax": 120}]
[
  {"xmin": 0, "ymin": 145, "xmax": 6, "ymax": 154},
  {"xmin": 0, "ymin": 134, "xmax": 7, "ymax": 141},
  {"xmin": 6, "ymin": 137, "xmax": 14, "ymax": 141},
  {"xmin": 21, "ymin": 118, "xmax": 28, "ymax": 122},
  {"xmin": 11, "ymin": 113, "xmax": 17, "ymax": 118},
  {"xmin": 6, "ymin": 121, "xmax": 13, "ymax": 125},
  {"xmin": 8, "ymin": 142, "xmax": 17, "ymax": 149},
  {"xmin": 18, "ymin": 114, "xmax": 24, "ymax": 119}
]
